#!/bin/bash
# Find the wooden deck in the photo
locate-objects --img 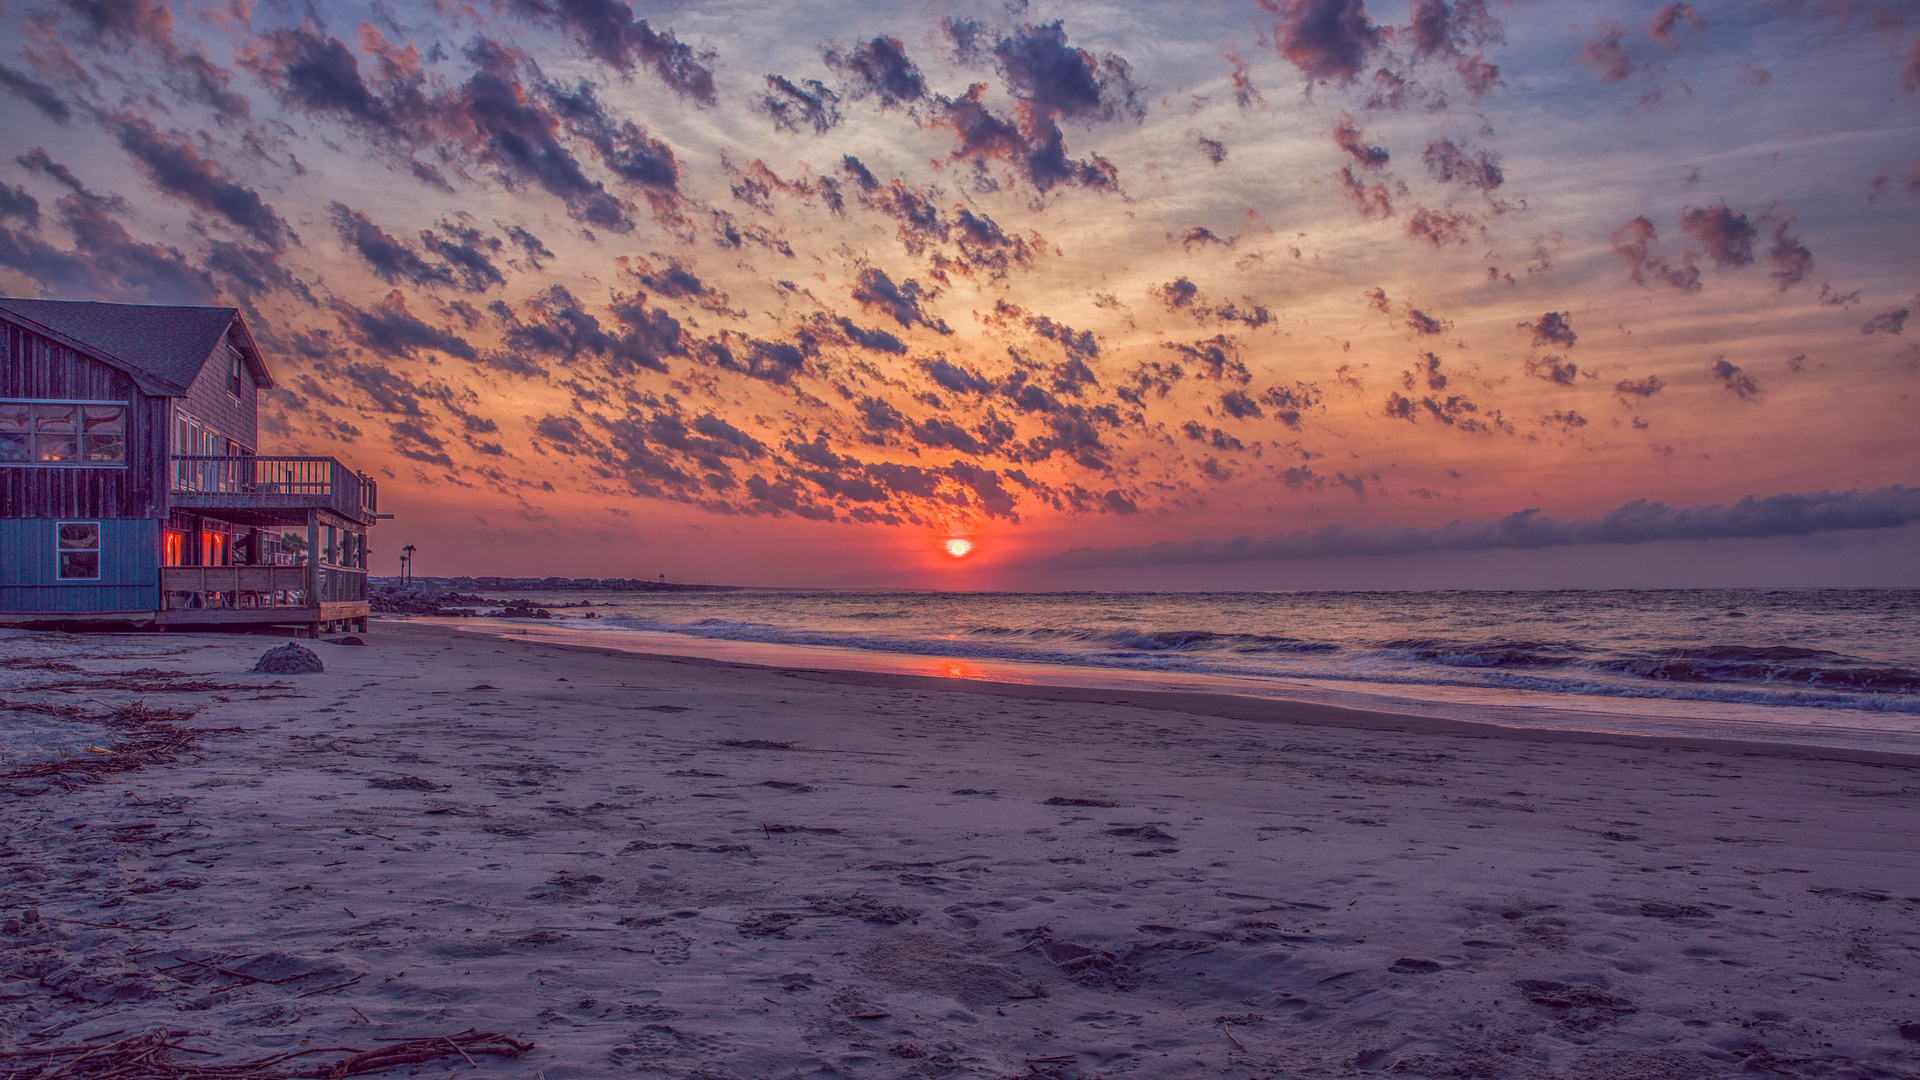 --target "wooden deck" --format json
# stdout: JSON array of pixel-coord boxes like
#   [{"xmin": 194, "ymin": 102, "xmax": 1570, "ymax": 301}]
[
  {"xmin": 0, "ymin": 601, "xmax": 368, "ymax": 634},
  {"xmin": 168, "ymin": 455, "xmax": 378, "ymax": 526}
]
